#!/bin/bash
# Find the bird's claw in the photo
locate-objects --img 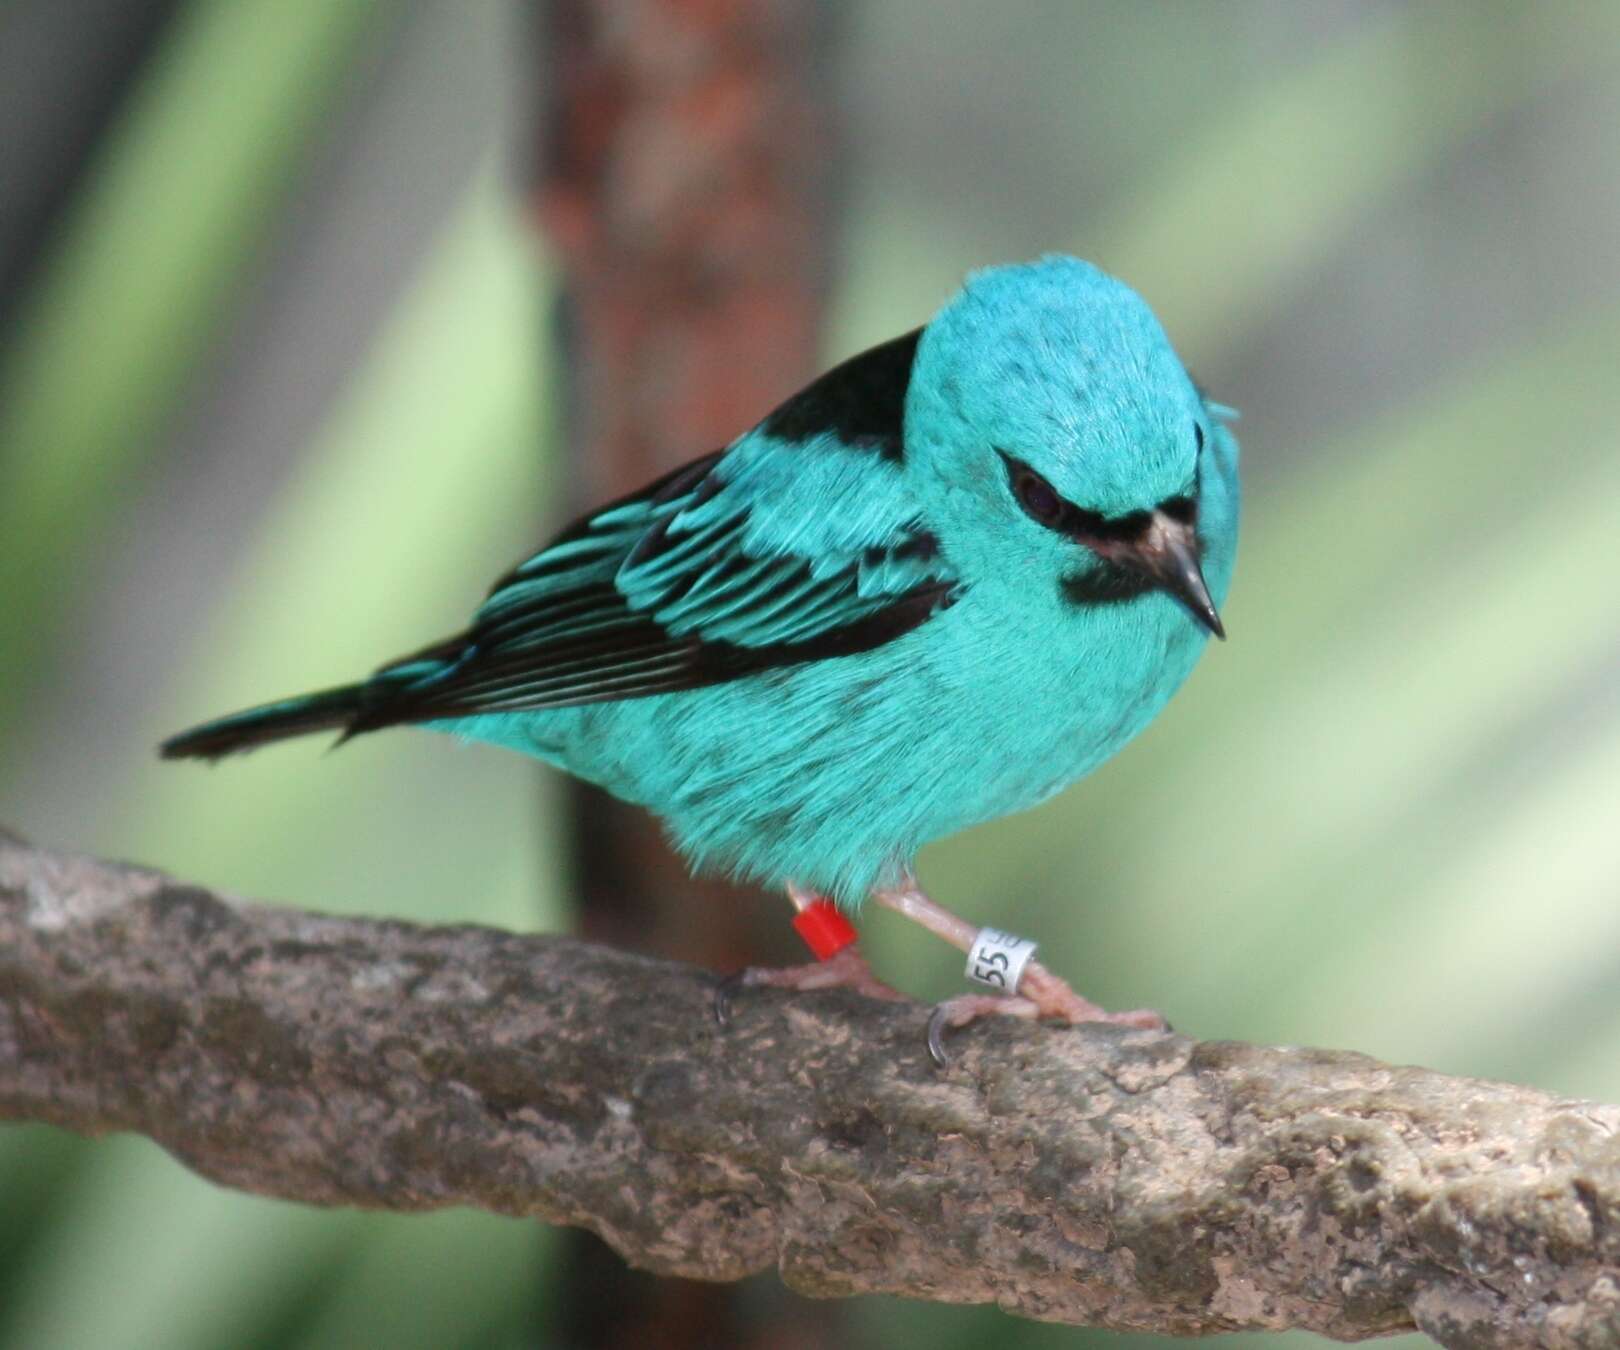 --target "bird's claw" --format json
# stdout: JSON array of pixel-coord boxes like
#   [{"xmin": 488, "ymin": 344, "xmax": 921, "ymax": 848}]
[
  {"xmin": 713, "ymin": 948, "xmax": 905, "ymax": 1032},
  {"xmin": 926, "ymin": 993, "xmax": 1041, "ymax": 1067},
  {"xmin": 925, "ymin": 990, "xmax": 1171, "ymax": 1068},
  {"xmin": 718, "ymin": 944, "xmax": 1170, "ymax": 1068},
  {"xmin": 713, "ymin": 971, "xmax": 747, "ymax": 1027},
  {"xmin": 925, "ymin": 1003, "xmax": 957, "ymax": 1068}
]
